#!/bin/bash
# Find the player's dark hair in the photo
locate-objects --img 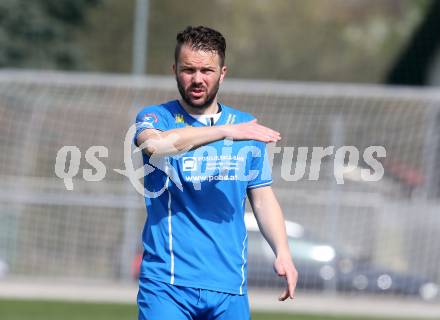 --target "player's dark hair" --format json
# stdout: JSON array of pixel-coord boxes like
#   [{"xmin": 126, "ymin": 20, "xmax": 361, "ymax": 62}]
[{"xmin": 175, "ymin": 26, "xmax": 226, "ymax": 66}]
